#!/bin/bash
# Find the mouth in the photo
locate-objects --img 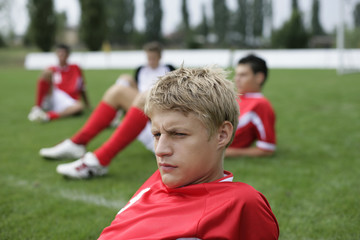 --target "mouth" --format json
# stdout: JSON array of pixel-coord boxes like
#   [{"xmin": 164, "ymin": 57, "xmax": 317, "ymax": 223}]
[{"xmin": 159, "ymin": 163, "xmax": 177, "ymax": 172}]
